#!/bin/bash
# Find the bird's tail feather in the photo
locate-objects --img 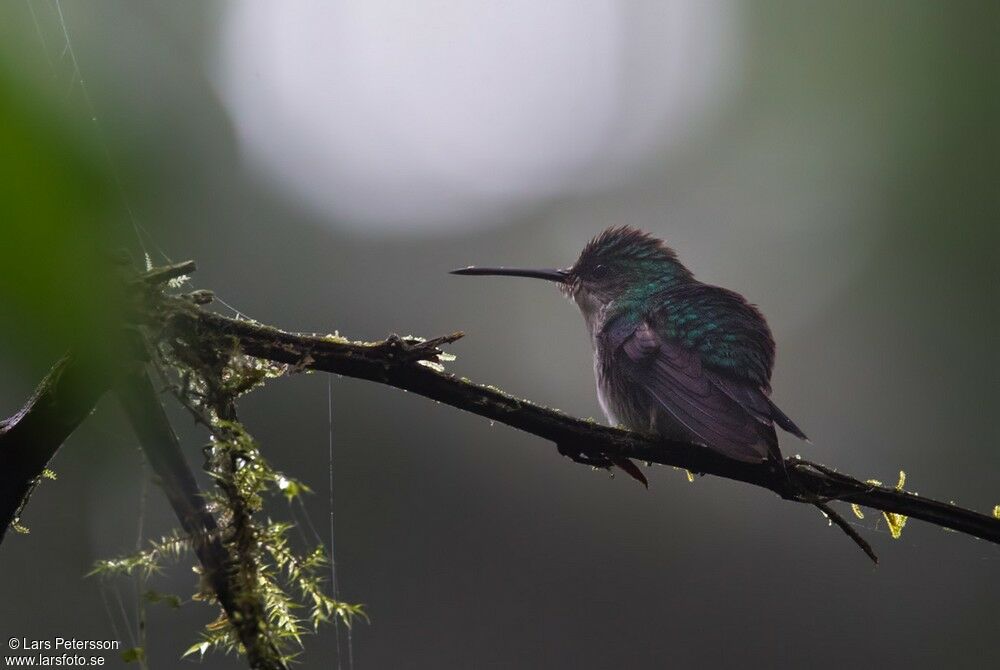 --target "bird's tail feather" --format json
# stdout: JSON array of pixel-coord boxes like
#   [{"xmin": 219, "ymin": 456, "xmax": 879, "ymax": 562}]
[{"xmin": 767, "ymin": 398, "xmax": 808, "ymax": 441}]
